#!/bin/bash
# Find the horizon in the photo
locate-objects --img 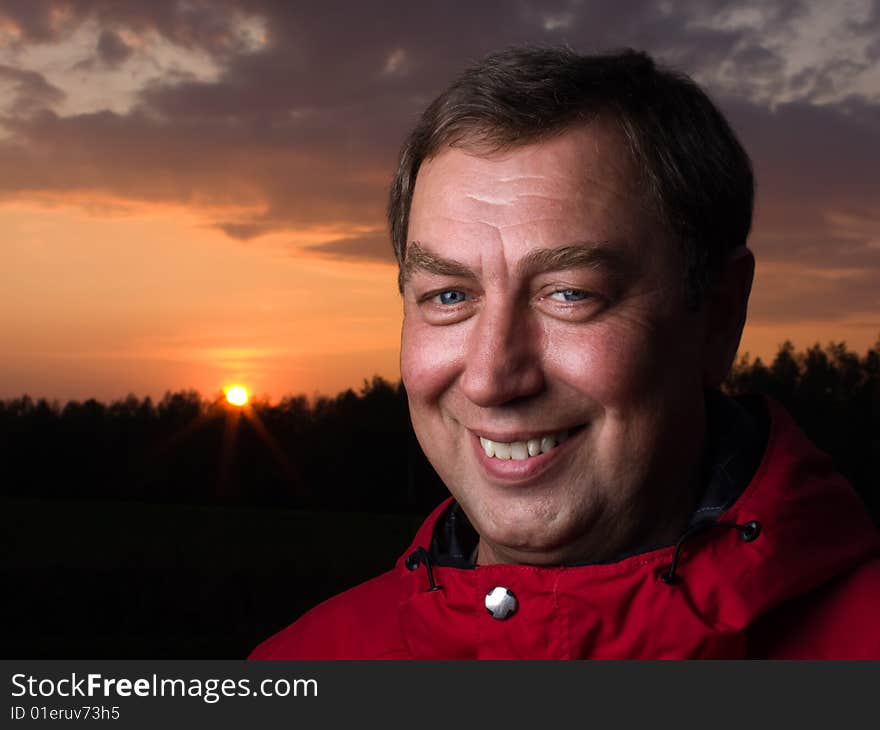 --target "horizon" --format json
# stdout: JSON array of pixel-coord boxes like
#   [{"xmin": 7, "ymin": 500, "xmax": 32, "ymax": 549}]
[{"xmin": 3, "ymin": 335, "xmax": 877, "ymax": 408}]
